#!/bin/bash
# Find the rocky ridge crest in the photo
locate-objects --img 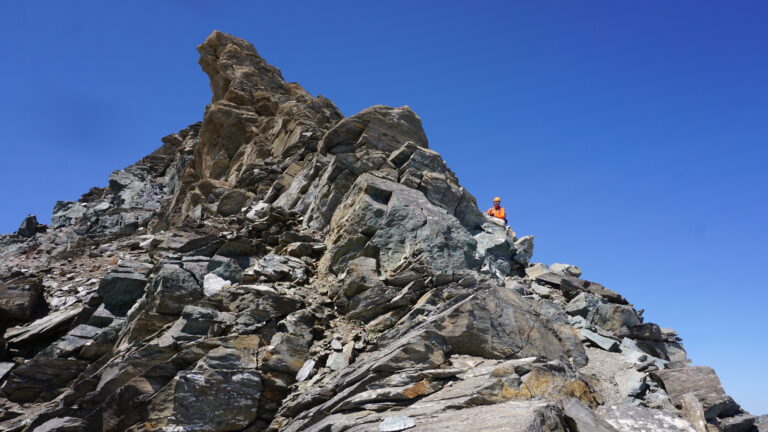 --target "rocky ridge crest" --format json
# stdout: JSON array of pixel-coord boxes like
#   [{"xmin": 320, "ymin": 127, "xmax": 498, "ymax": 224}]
[{"xmin": 0, "ymin": 31, "xmax": 761, "ymax": 432}]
